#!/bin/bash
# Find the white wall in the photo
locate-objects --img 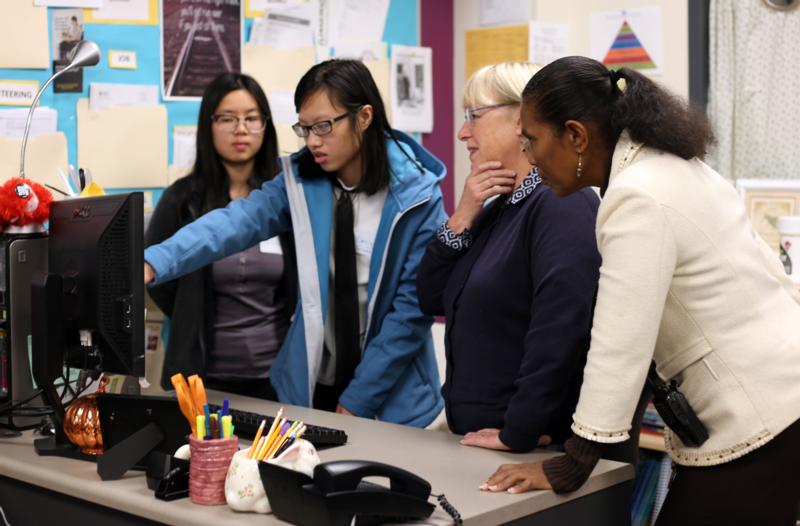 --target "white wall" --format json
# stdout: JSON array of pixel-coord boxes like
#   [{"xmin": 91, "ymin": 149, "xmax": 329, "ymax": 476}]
[
  {"xmin": 427, "ymin": 321, "xmax": 449, "ymax": 431},
  {"xmin": 452, "ymin": 0, "xmax": 689, "ymax": 202}
]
